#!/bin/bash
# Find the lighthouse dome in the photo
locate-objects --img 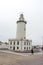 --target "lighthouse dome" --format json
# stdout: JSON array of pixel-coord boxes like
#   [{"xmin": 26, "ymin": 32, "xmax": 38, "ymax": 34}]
[{"xmin": 17, "ymin": 14, "xmax": 27, "ymax": 24}]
